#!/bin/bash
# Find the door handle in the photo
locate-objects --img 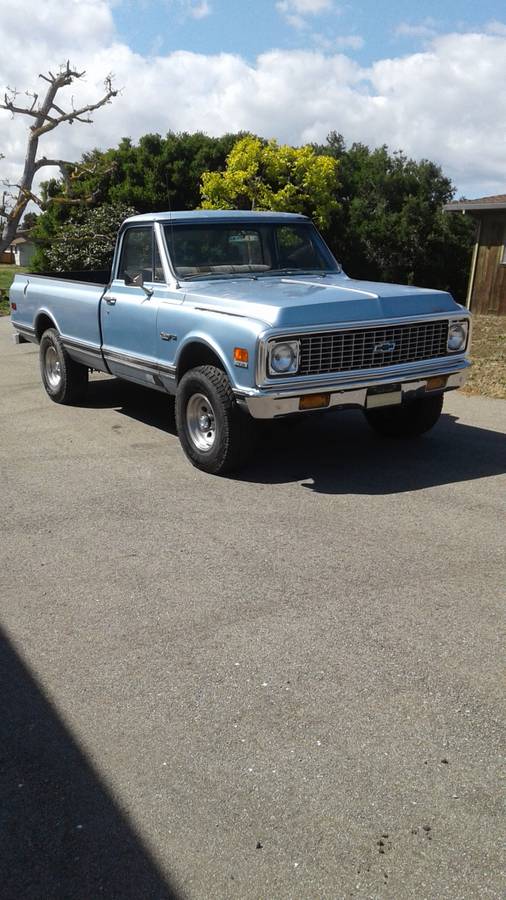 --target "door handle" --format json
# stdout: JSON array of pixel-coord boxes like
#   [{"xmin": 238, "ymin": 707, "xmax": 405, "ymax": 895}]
[{"xmin": 105, "ymin": 296, "xmax": 117, "ymax": 305}]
